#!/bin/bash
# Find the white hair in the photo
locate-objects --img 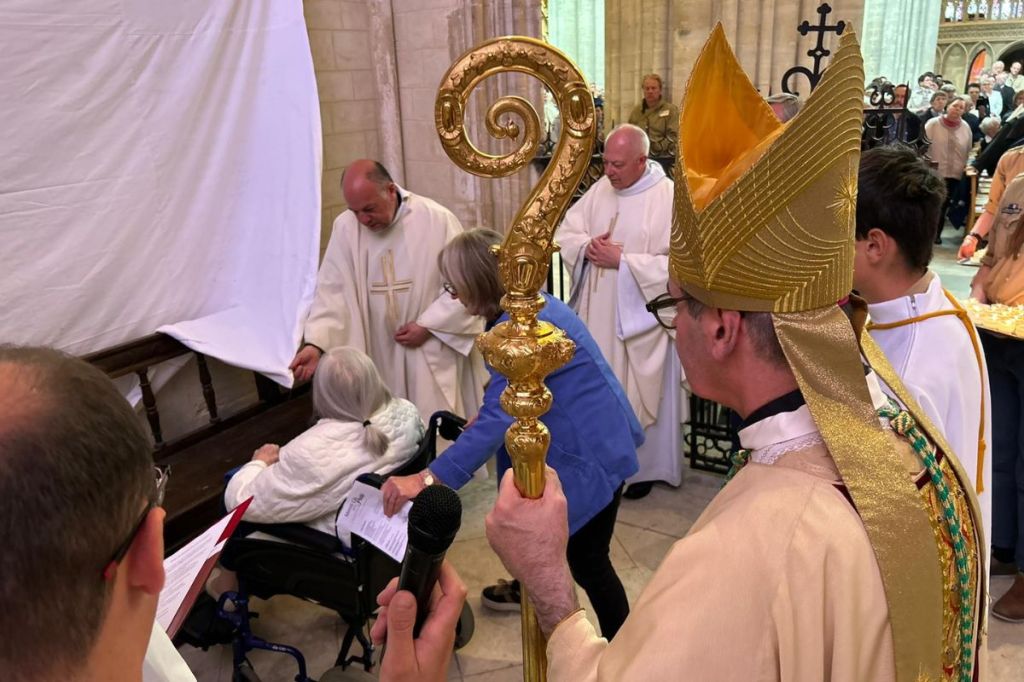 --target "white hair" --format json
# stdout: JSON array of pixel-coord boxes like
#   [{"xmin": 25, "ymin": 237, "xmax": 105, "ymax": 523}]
[
  {"xmin": 313, "ymin": 347, "xmax": 393, "ymax": 456},
  {"xmin": 607, "ymin": 123, "xmax": 650, "ymax": 156},
  {"xmin": 981, "ymin": 116, "xmax": 1001, "ymax": 134}
]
